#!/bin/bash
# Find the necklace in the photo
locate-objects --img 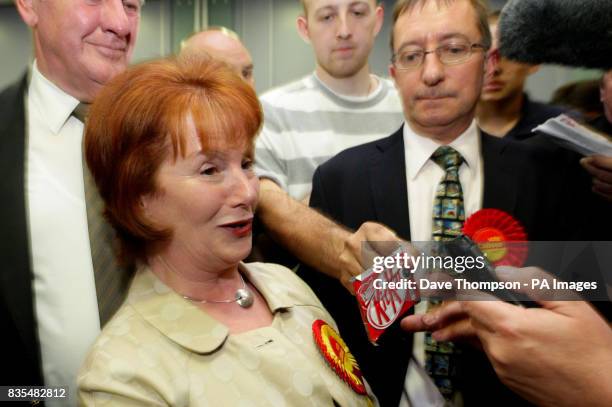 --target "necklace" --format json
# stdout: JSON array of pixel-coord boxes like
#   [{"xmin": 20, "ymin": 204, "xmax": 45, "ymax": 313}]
[{"xmin": 182, "ymin": 273, "xmax": 254, "ymax": 308}]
